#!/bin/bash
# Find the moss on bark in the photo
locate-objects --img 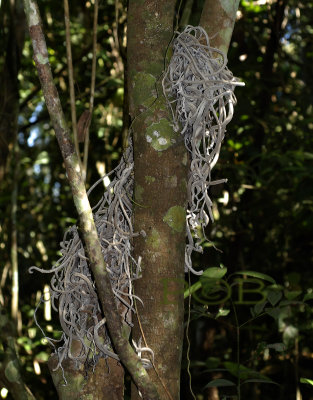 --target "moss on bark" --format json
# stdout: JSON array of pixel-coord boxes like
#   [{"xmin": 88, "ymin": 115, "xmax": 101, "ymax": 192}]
[{"xmin": 128, "ymin": 1, "xmax": 188, "ymax": 398}]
